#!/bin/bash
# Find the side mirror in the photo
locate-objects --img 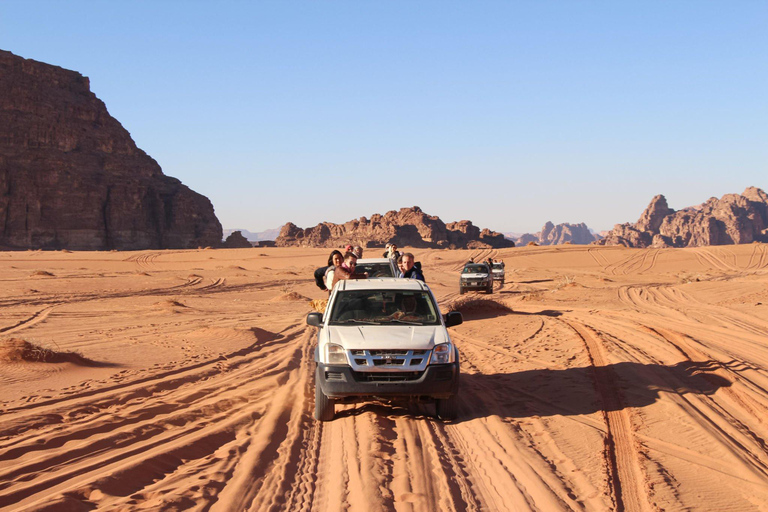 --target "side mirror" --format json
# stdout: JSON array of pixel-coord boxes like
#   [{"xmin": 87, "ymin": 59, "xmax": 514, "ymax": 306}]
[
  {"xmin": 444, "ymin": 311, "xmax": 463, "ymax": 328},
  {"xmin": 306, "ymin": 312, "xmax": 323, "ymax": 327}
]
